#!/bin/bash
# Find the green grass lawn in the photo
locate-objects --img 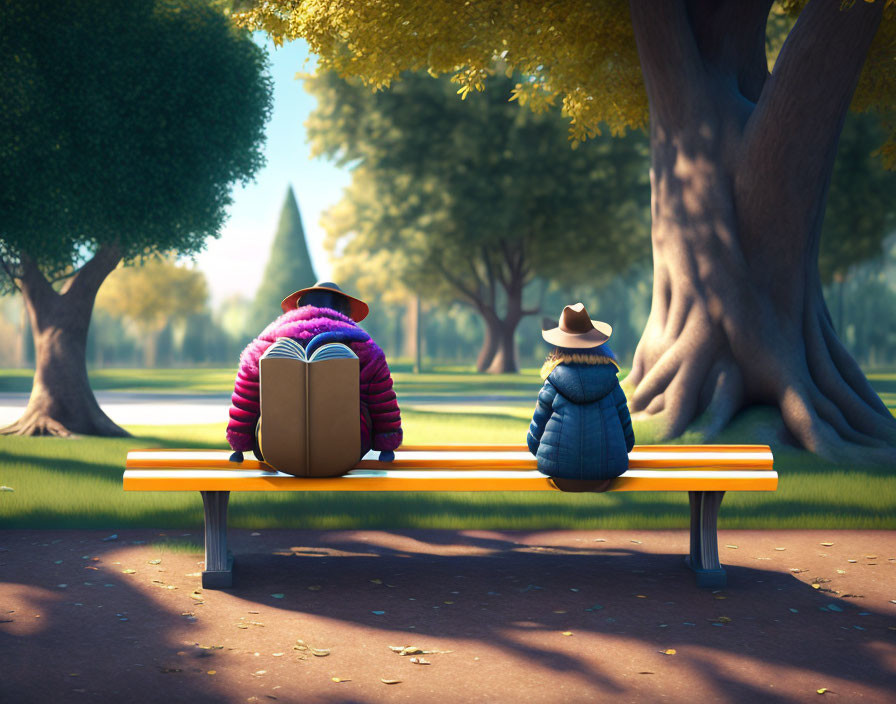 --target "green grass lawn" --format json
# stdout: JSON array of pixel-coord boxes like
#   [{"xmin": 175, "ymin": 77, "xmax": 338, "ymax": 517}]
[{"xmin": 1, "ymin": 405, "xmax": 893, "ymax": 531}]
